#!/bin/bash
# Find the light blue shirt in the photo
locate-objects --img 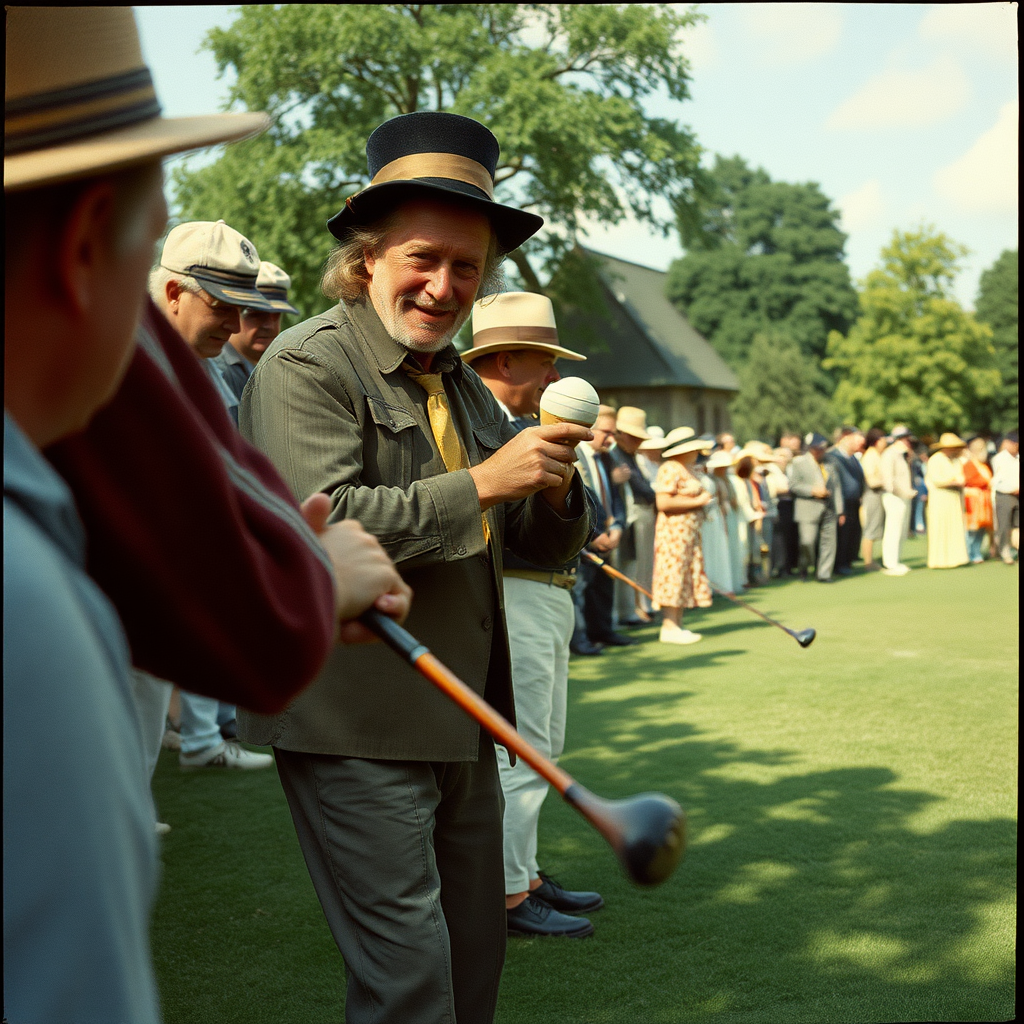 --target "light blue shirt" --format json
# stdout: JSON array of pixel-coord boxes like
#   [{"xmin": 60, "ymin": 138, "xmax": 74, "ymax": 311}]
[{"xmin": 3, "ymin": 413, "xmax": 161, "ymax": 1024}]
